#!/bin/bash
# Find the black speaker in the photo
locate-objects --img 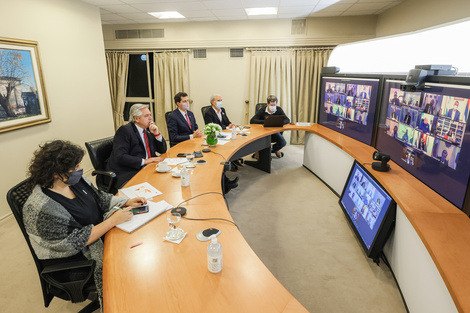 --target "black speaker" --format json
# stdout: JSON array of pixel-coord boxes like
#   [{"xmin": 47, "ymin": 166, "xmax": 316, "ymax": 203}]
[{"xmin": 322, "ymin": 66, "xmax": 340, "ymax": 74}]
